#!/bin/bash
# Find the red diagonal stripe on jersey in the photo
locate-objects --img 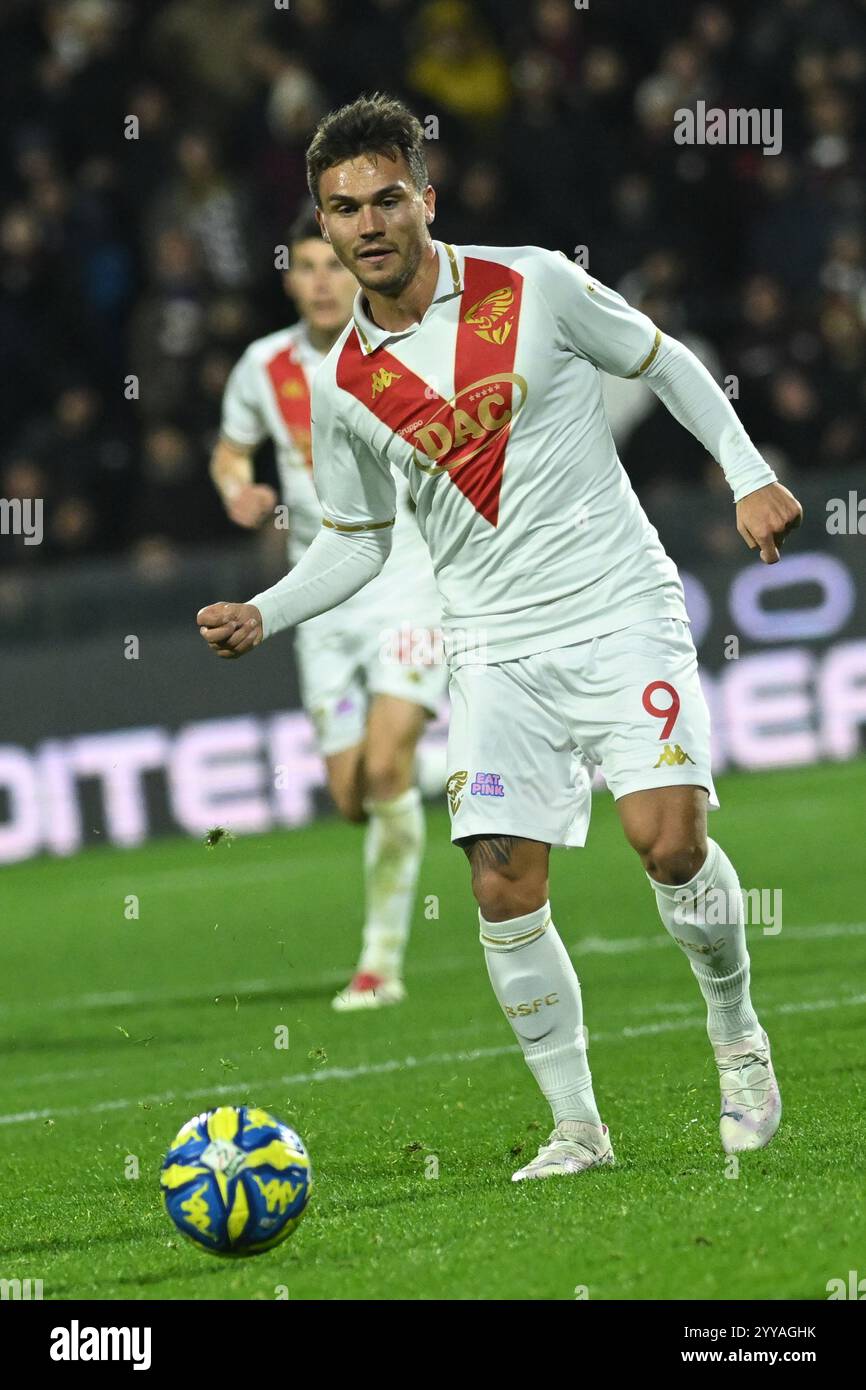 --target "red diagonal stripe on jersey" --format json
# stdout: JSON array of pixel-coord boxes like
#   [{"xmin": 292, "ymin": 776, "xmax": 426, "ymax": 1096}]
[
  {"xmin": 336, "ymin": 332, "xmax": 445, "ymax": 452},
  {"xmin": 452, "ymin": 257, "xmax": 522, "ymax": 526},
  {"xmin": 266, "ymin": 344, "xmax": 312, "ymax": 469},
  {"xmin": 335, "ymin": 258, "xmax": 523, "ymax": 526}
]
